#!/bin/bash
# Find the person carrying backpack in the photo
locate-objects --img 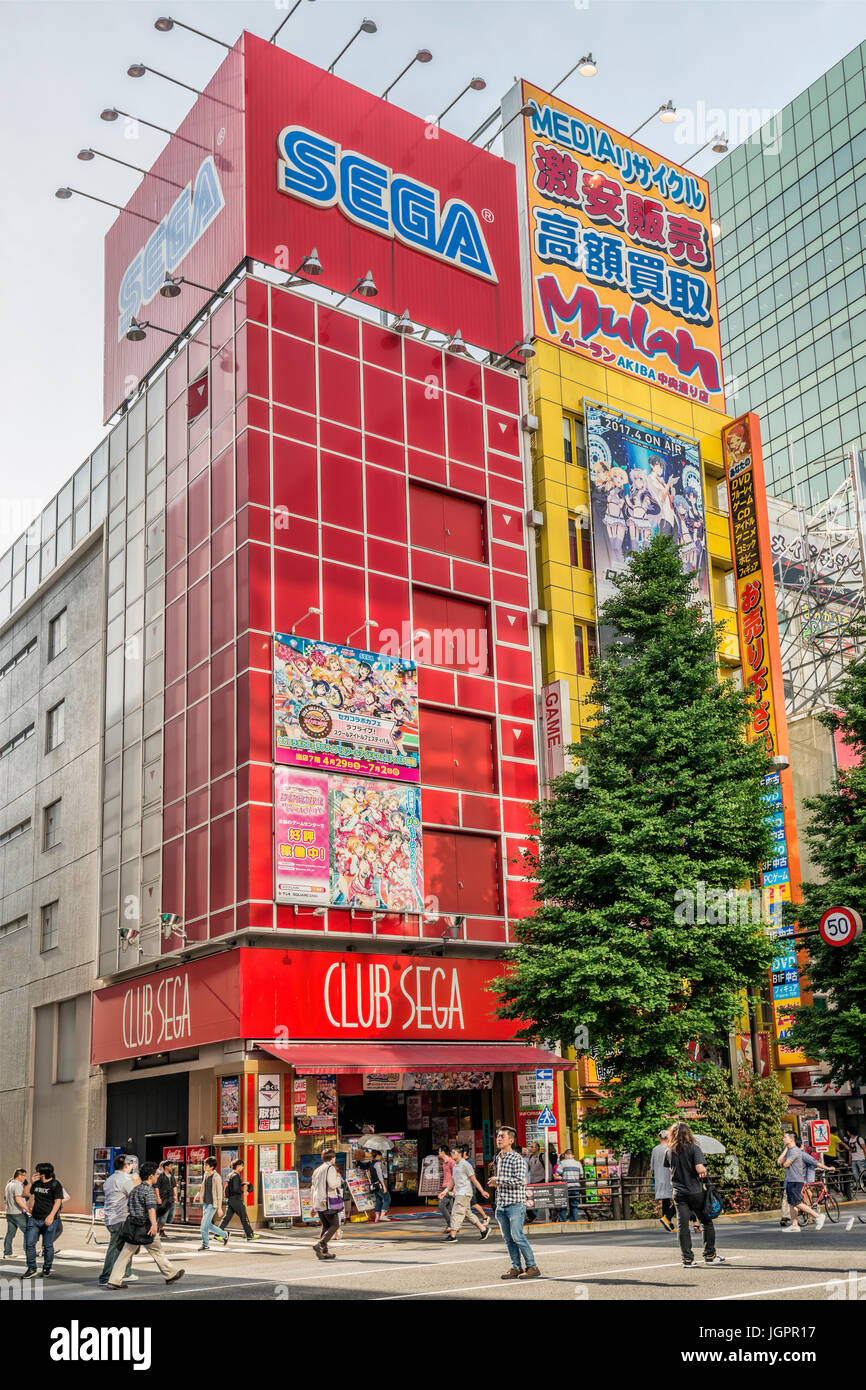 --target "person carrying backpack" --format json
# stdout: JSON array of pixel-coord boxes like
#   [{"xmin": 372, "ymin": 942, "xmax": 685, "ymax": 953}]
[{"xmin": 664, "ymin": 1122, "xmax": 725, "ymax": 1267}]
